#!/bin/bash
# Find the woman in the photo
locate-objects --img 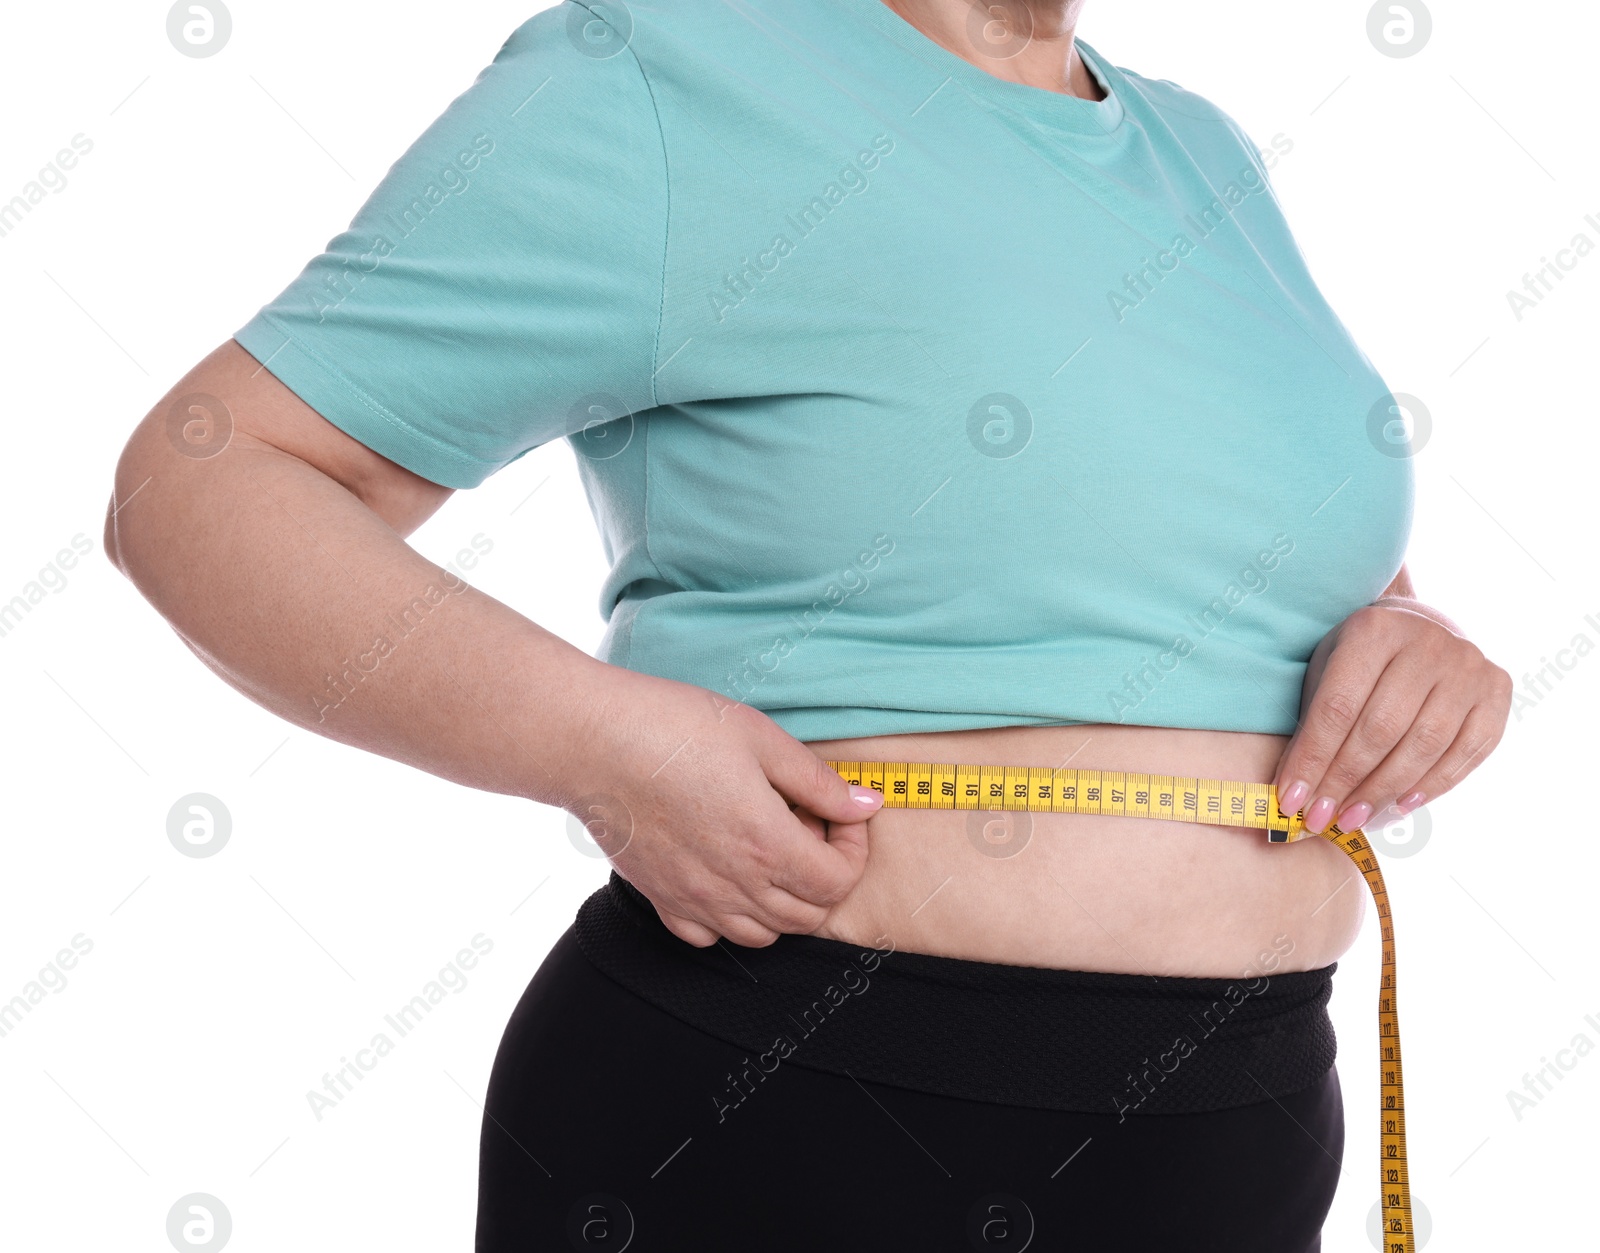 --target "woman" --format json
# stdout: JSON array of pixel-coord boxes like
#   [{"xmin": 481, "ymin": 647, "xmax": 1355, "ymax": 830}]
[{"xmin": 106, "ymin": 1, "xmax": 1511, "ymax": 1249}]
